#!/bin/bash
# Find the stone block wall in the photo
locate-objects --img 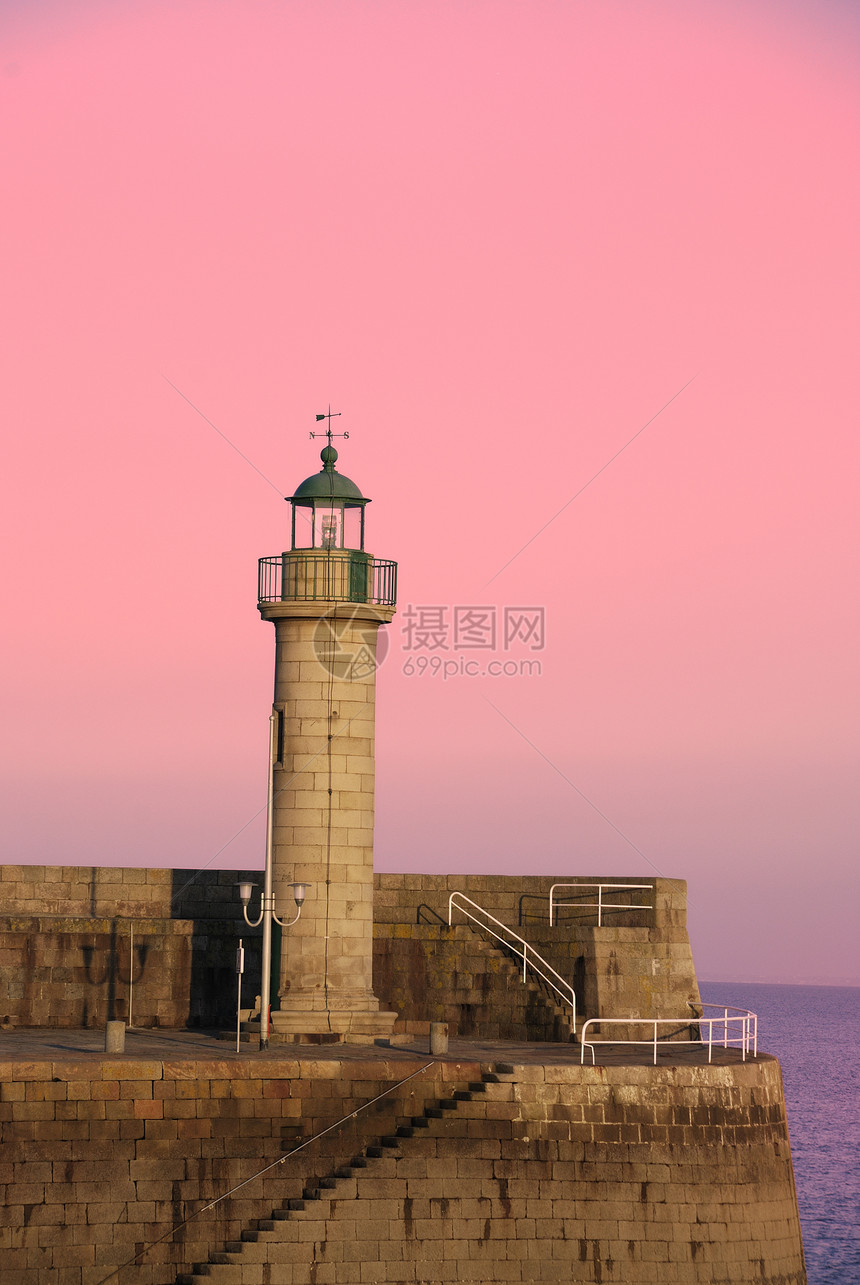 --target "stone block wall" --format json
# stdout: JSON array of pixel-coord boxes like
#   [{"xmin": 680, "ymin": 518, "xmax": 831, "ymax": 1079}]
[
  {"xmin": 0, "ymin": 1053, "xmax": 806, "ymax": 1284},
  {"xmin": 0, "ymin": 865, "xmax": 246, "ymax": 922},
  {"xmin": 0, "ymin": 867, "xmax": 261, "ymax": 1030},
  {"xmin": 373, "ymin": 875, "xmax": 701, "ymax": 1030},
  {"xmin": 372, "ymin": 873, "xmax": 667, "ymax": 932},
  {"xmin": 0, "ymin": 917, "xmax": 194, "ymax": 1029},
  {"xmin": 373, "ymin": 924, "xmax": 571, "ymax": 1041},
  {"xmin": 0, "ymin": 867, "xmax": 698, "ymax": 1033},
  {"xmin": 0, "ymin": 1052, "xmax": 457, "ymax": 1285}
]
